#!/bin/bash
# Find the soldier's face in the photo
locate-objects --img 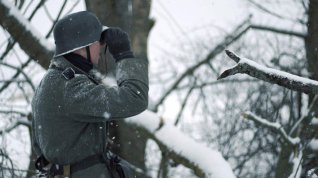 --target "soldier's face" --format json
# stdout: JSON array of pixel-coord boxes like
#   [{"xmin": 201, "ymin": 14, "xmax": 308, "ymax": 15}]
[{"xmin": 89, "ymin": 42, "xmax": 105, "ymax": 65}]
